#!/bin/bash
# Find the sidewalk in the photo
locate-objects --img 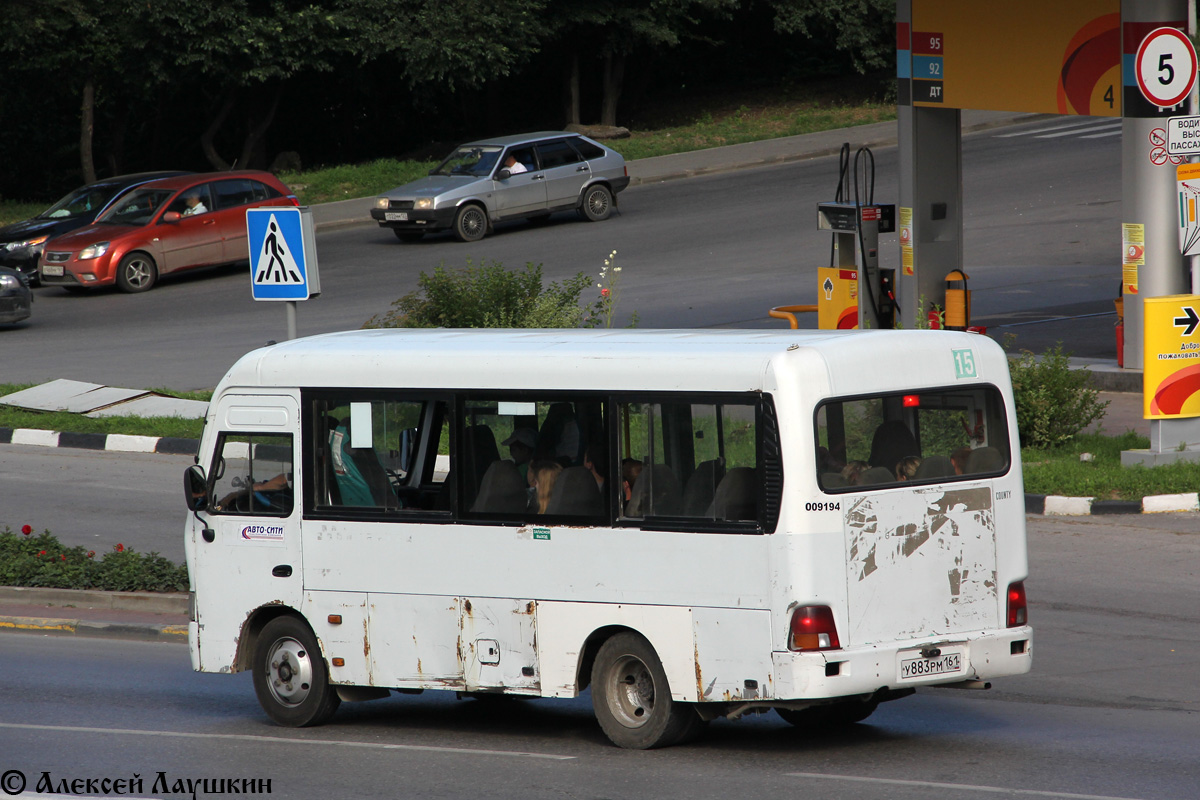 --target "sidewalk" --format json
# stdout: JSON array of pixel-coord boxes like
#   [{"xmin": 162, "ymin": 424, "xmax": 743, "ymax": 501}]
[
  {"xmin": 308, "ymin": 110, "xmax": 1046, "ymax": 231},
  {"xmin": 0, "ymin": 587, "xmax": 188, "ymax": 641}
]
